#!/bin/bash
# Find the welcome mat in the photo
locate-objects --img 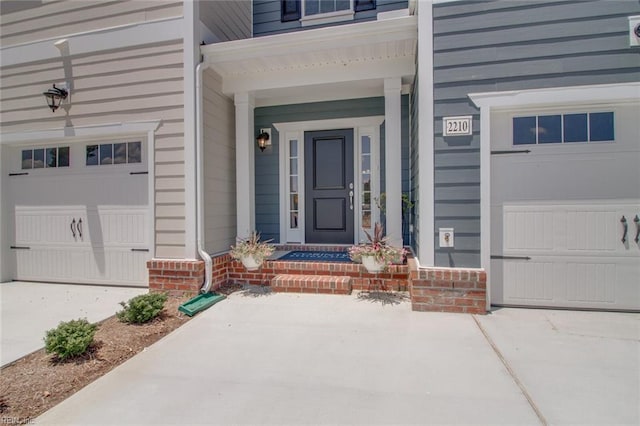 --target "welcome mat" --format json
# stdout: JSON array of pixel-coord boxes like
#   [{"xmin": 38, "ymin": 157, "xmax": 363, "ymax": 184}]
[{"xmin": 277, "ymin": 251, "xmax": 352, "ymax": 263}]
